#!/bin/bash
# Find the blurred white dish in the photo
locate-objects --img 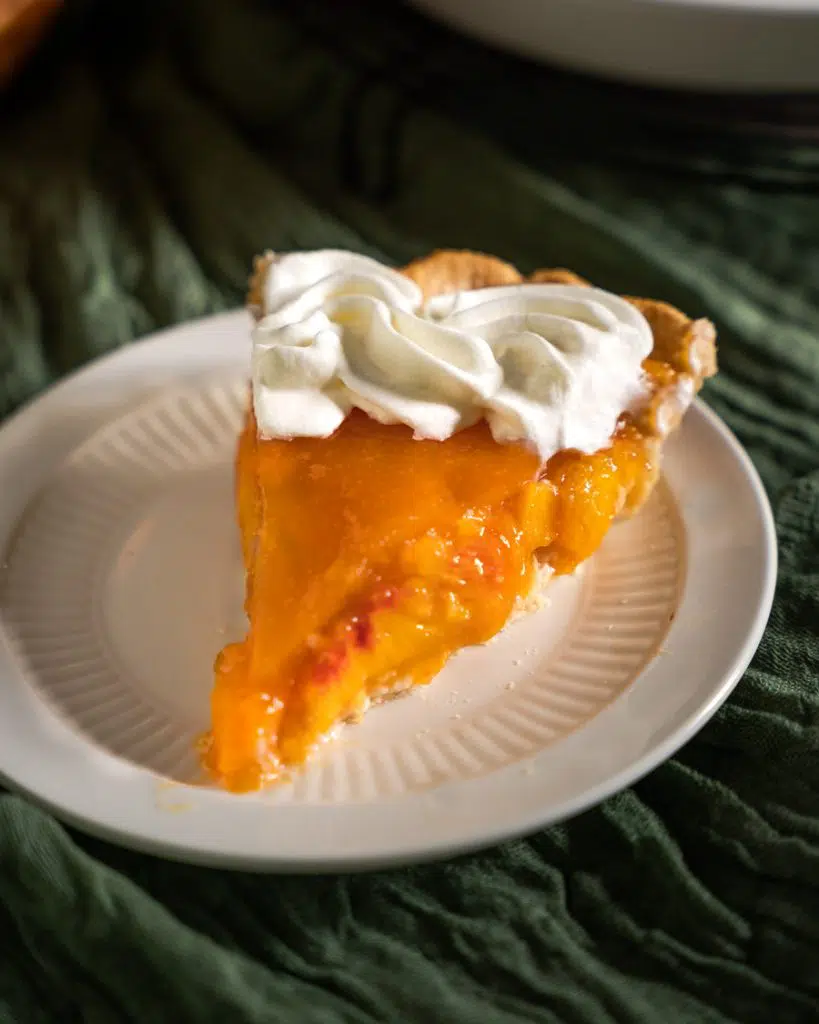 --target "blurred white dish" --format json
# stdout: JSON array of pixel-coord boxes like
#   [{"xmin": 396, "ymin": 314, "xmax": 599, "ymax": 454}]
[{"xmin": 410, "ymin": 0, "xmax": 819, "ymax": 92}]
